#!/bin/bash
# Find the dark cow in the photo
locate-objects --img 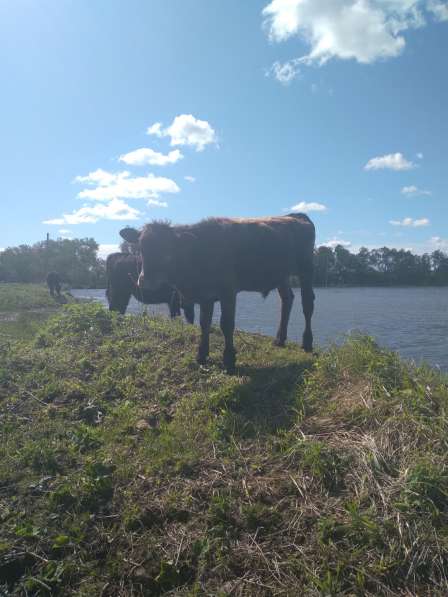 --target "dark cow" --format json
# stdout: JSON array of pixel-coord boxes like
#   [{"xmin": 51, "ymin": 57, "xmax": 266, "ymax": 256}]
[
  {"xmin": 119, "ymin": 213, "xmax": 315, "ymax": 373},
  {"xmin": 46, "ymin": 271, "xmax": 62, "ymax": 297},
  {"xmin": 106, "ymin": 252, "xmax": 194, "ymax": 323}
]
